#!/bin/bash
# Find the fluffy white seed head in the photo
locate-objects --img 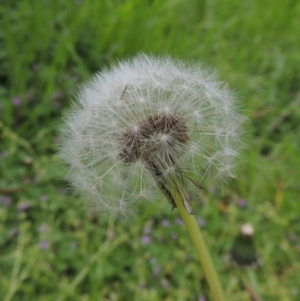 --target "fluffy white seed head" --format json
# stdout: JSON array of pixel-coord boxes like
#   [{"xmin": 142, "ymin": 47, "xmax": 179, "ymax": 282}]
[{"xmin": 59, "ymin": 54, "xmax": 245, "ymax": 222}]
